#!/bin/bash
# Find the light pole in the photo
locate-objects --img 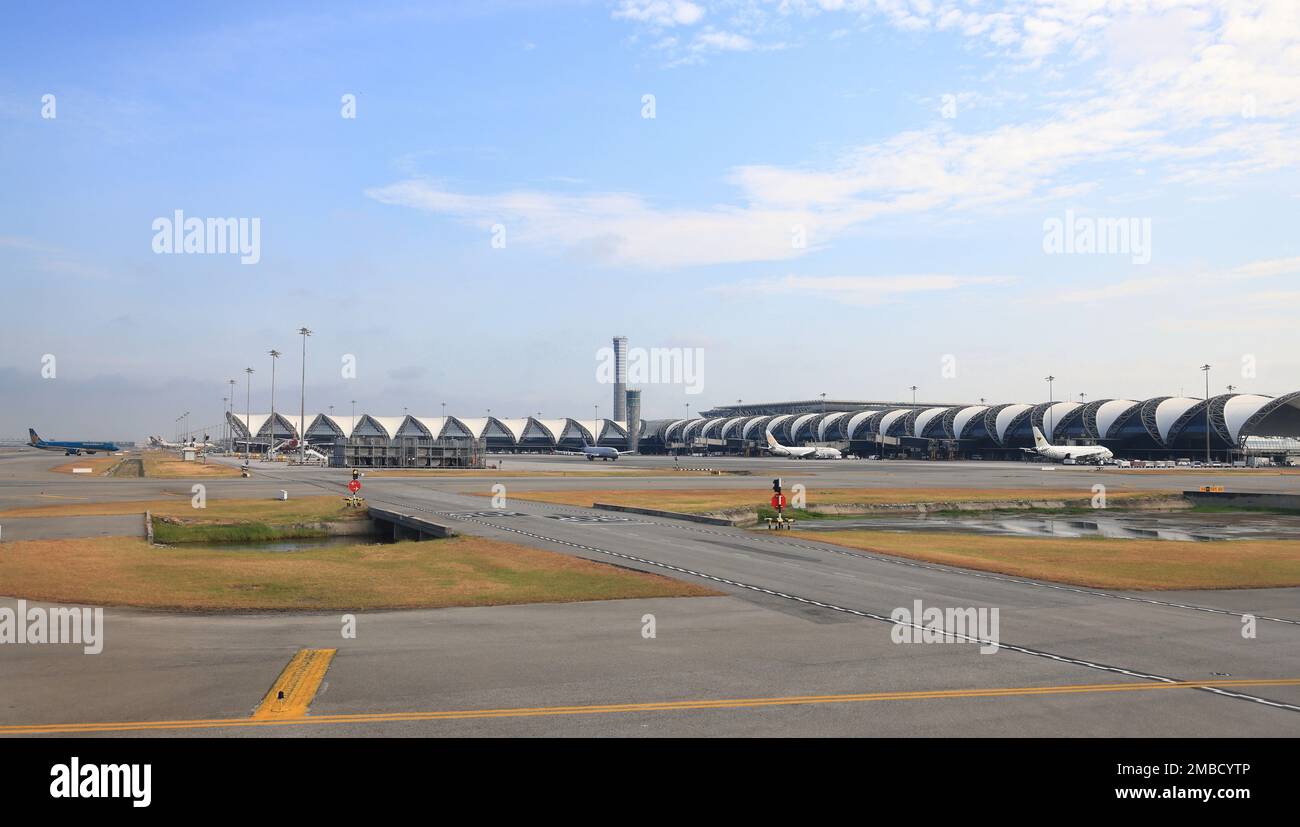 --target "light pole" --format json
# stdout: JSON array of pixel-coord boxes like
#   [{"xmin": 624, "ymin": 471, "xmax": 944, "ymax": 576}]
[
  {"xmin": 268, "ymin": 349, "xmax": 281, "ymax": 458},
  {"xmin": 184, "ymin": 411, "xmax": 190, "ymax": 443},
  {"xmin": 684, "ymin": 402, "xmax": 690, "ymax": 454},
  {"xmin": 244, "ymin": 367, "xmax": 254, "ymax": 458},
  {"xmin": 1045, "ymin": 375, "xmax": 1056, "ymax": 441},
  {"xmin": 297, "ymin": 327, "xmax": 312, "ymax": 463},
  {"xmin": 1201, "ymin": 364, "xmax": 1212, "ymax": 464},
  {"xmin": 228, "ymin": 379, "xmax": 236, "ymax": 451},
  {"xmin": 594, "ymin": 404, "xmax": 599, "ymax": 448},
  {"xmin": 221, "ymin": 397, "xmax": 228, "ymax": 449}
]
